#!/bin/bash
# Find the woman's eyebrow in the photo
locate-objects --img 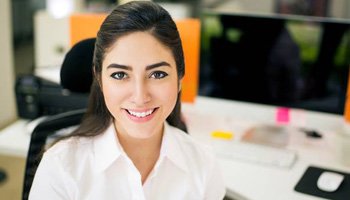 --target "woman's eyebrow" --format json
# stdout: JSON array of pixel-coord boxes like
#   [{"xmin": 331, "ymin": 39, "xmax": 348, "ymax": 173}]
[
  {"xmin": 146, "ymin": 61, "xmax": 171, "ymax": 70},
  {"xmin": 106, "ymin": 61, "xmax": 171, "ymax": 71},
  {"xmin": 106, "ymin": 63, "xmax": 132, "ymax": 70}
]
